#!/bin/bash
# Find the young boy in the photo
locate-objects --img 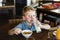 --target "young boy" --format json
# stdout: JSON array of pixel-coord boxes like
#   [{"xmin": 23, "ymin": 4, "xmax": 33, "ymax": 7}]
[{"xmin": 9, "ymin": 6, "xmax": 50, "ymax": 35}]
